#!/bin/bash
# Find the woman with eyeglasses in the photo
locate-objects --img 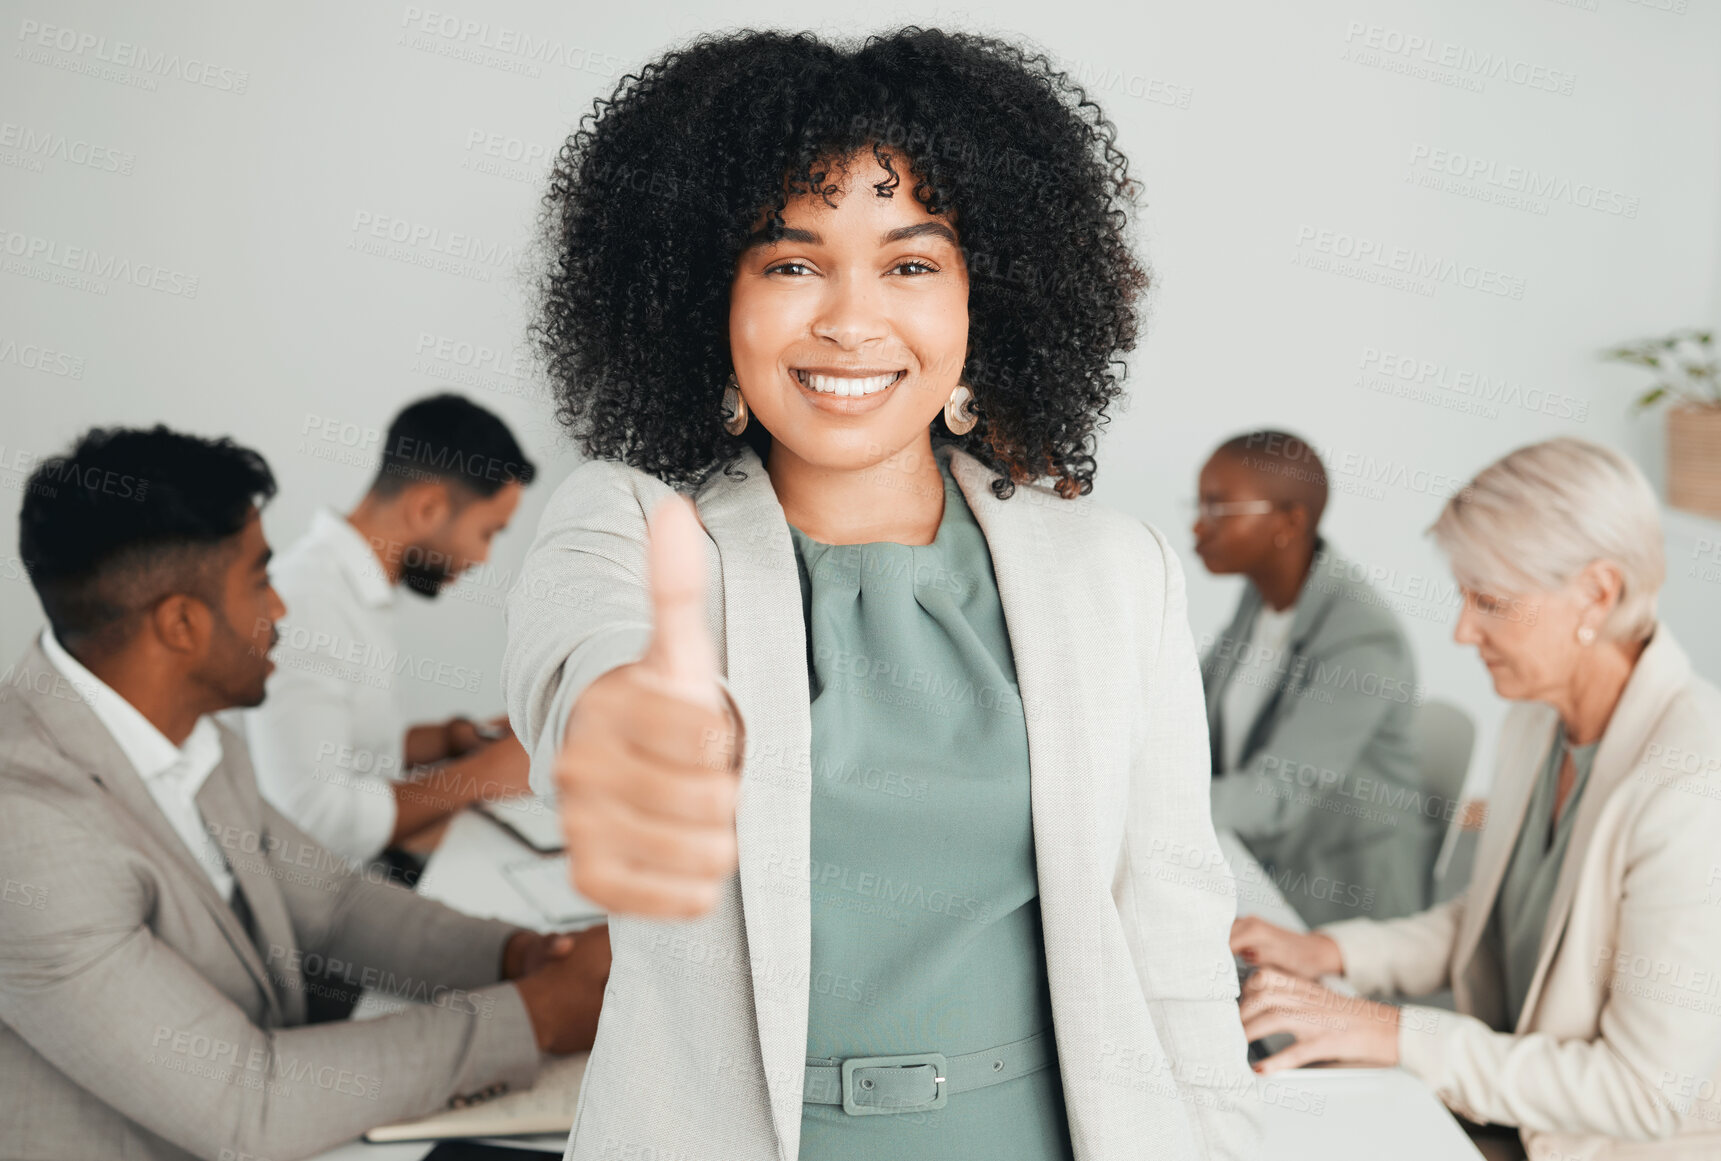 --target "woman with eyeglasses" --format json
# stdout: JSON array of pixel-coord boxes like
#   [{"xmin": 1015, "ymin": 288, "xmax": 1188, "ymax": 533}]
[
  {"xmin": 1191, "ymin": 430, "xmax": 1438, "ymax": 926},
  {"xmin": 501, "ymin": 27, "xmax": 1261, "ymax": 1161}
]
